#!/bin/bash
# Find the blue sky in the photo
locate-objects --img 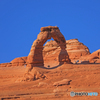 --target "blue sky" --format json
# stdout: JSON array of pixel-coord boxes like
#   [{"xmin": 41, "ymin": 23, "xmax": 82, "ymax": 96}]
[{"xmin": 0, "ymin": 0, "xmax": 100, "ymax": 63}]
